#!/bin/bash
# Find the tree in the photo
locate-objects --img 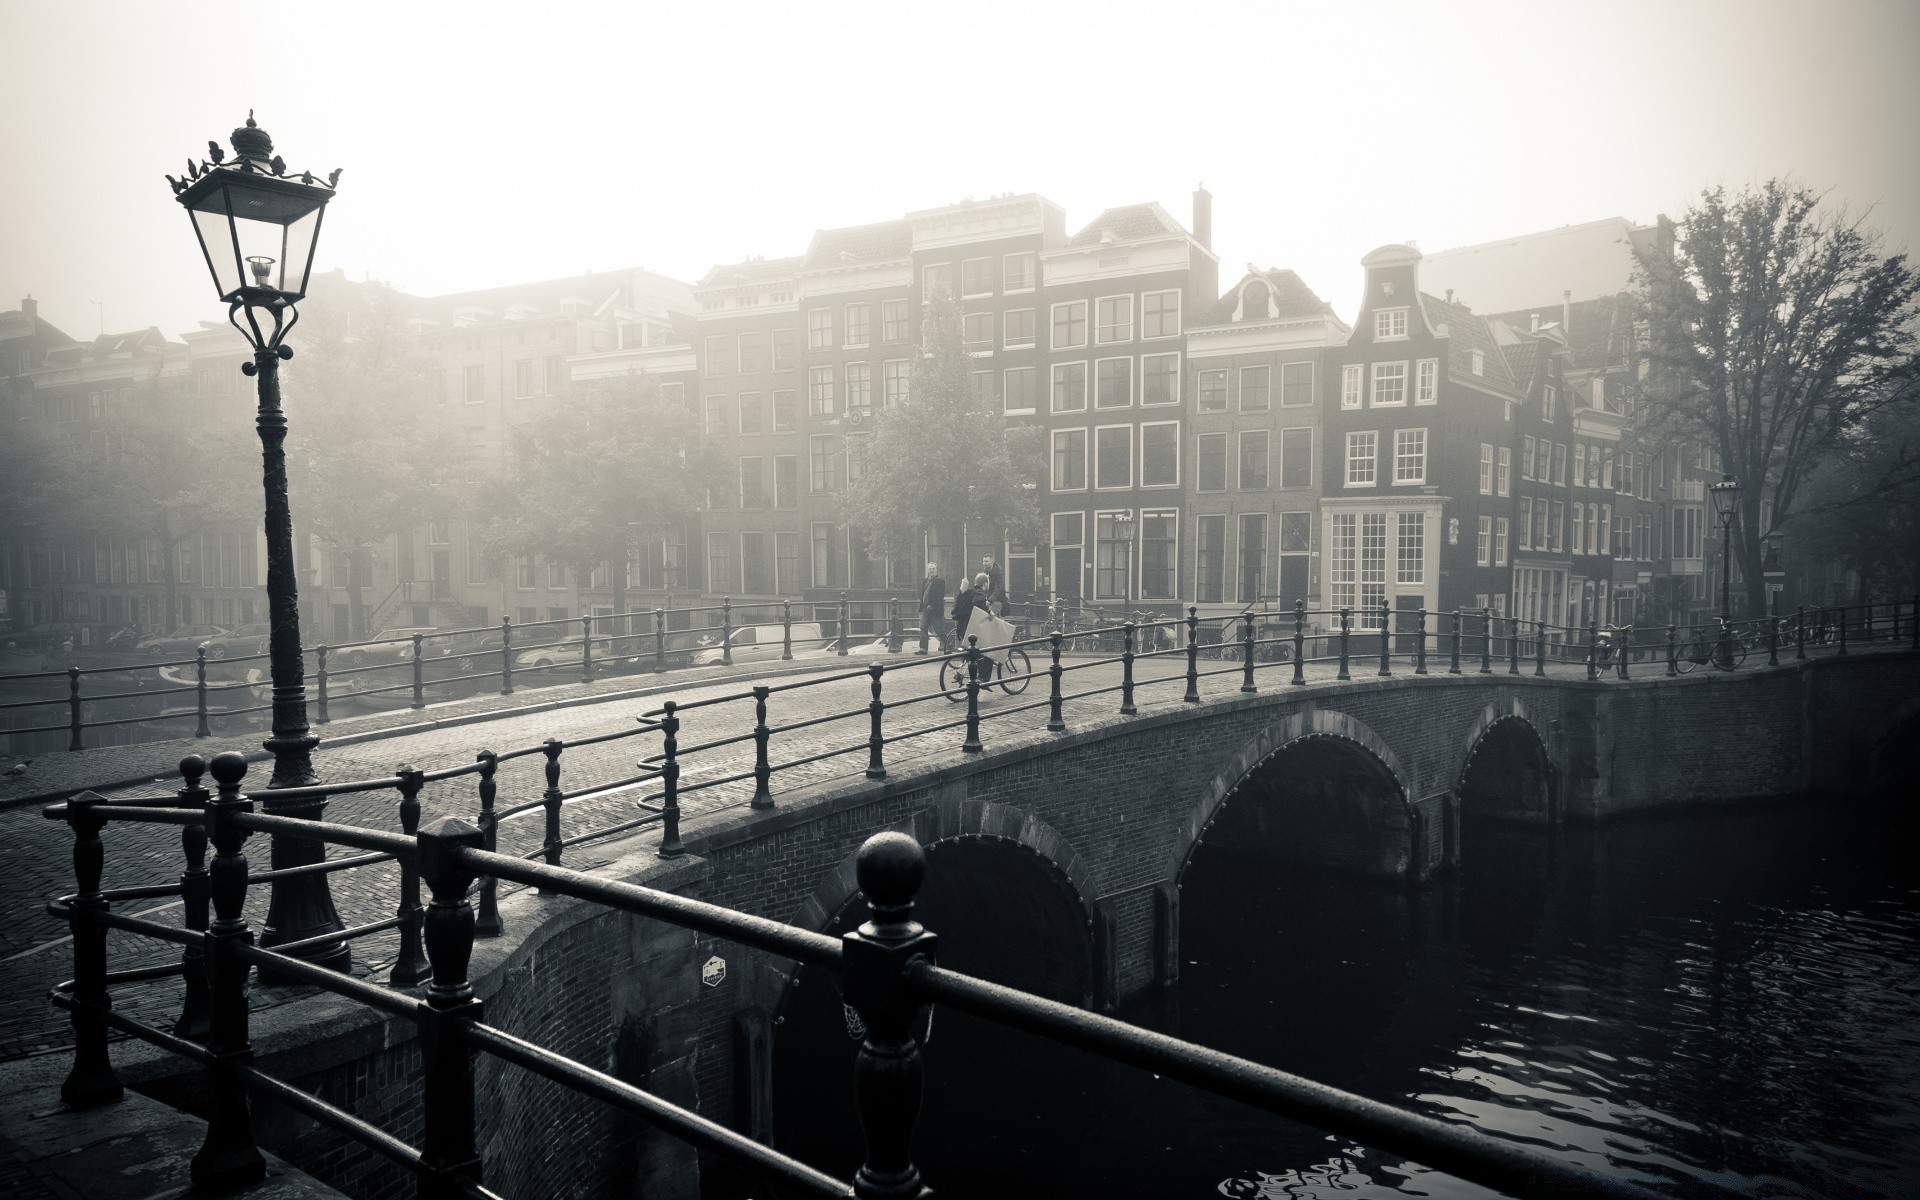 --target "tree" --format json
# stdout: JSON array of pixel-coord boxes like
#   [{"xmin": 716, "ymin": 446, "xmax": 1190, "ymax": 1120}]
[
  {"xmin": 283, "ymin": 281, "xmax": 454, "ymax": 639},
  {"xmin": 842, "ymin": 291, "xmax": 1041, "ymax": 575},
  {"xmin": 1640, "ymin": 180, "xmax": 1920, "ymax": 615},
  {"xmin": 471, "ymin": 370, "xmax": 706, "ymax": 623},
  {"xmin": 1789, "ymin": 370, "xmax": 1920, "ymax": 599}
]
